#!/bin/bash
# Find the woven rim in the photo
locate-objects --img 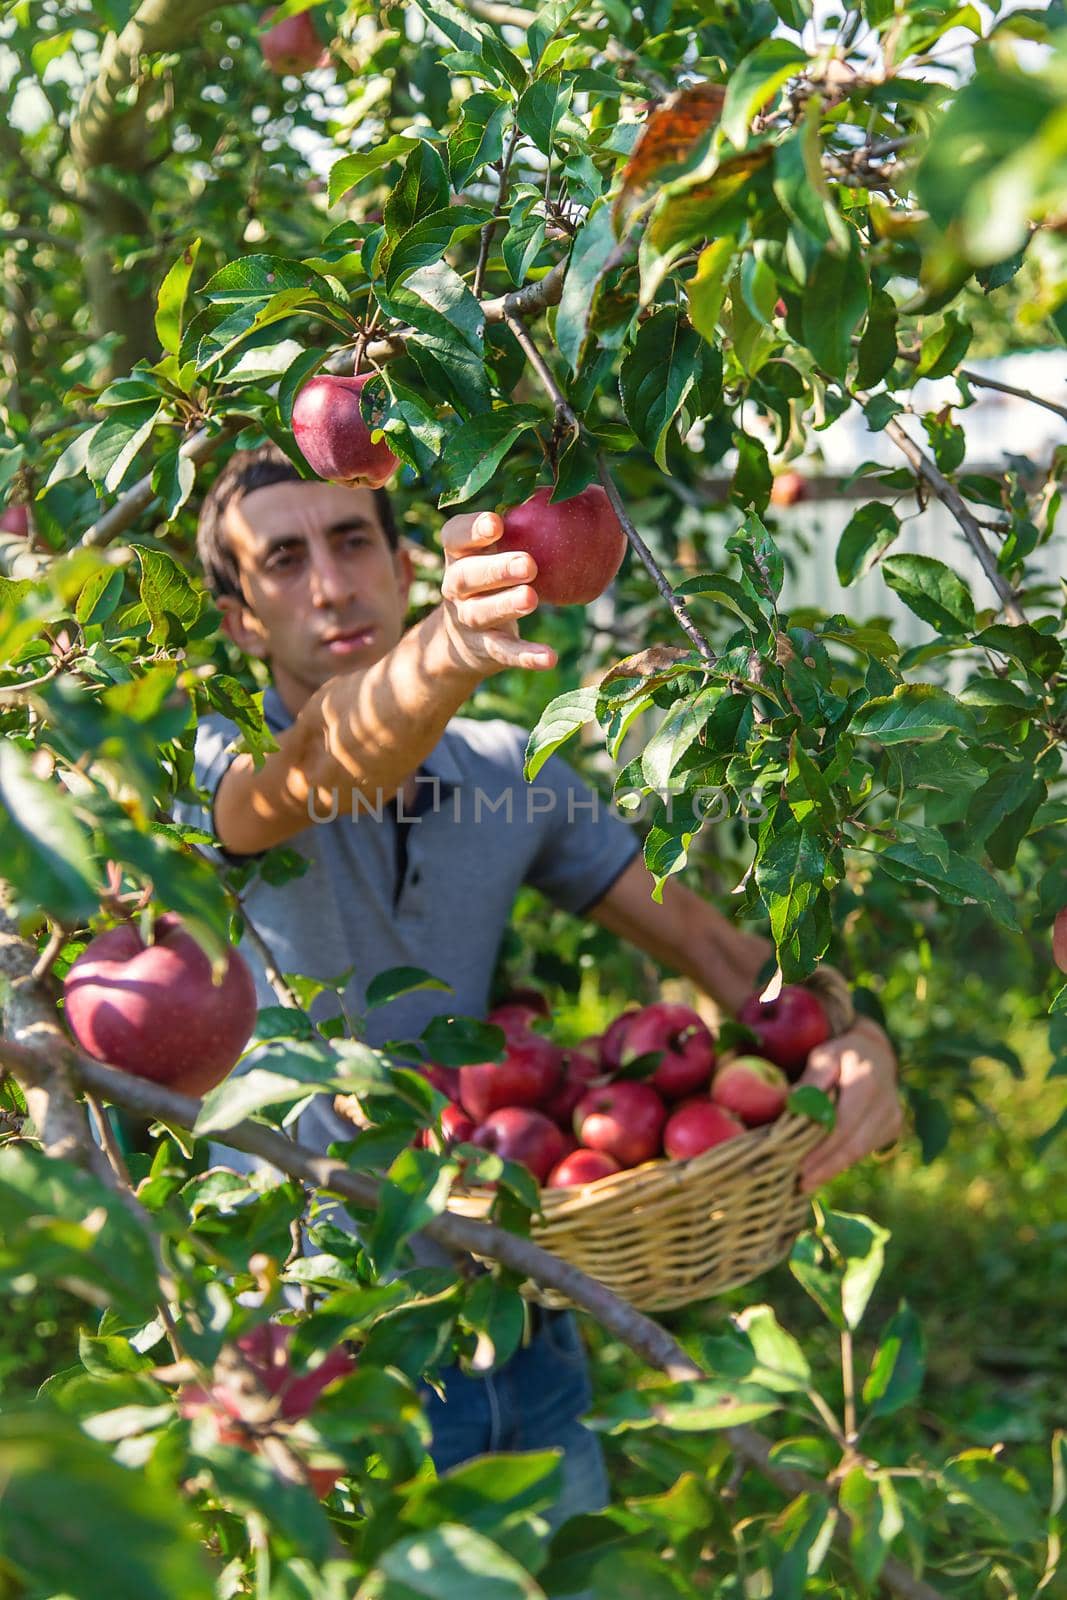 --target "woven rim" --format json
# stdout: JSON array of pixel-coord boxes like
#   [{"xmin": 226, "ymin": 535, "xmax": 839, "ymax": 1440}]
[{"xmin": 447, "ymin": 1112, "xmax": 826, "ymax": 1311}]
